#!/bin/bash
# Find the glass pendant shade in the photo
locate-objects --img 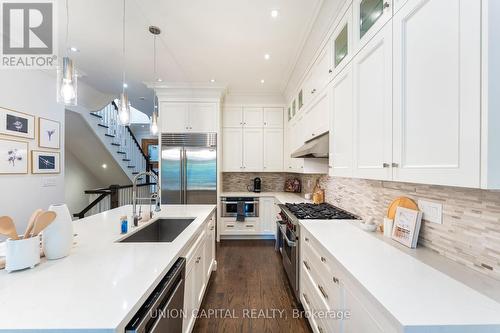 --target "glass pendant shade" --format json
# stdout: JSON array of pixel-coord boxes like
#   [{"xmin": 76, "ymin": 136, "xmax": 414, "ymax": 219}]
[
  {"xmin": 118, "ymin": 92, "xmax": 131, "ymax": 125},
  {"xmin": 57, "ymin": 57, "xmax": 77, "ymax": 106},
  {"xmin": 150, "ymin": 111, "xmax": 159, "ymax": 135}
]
